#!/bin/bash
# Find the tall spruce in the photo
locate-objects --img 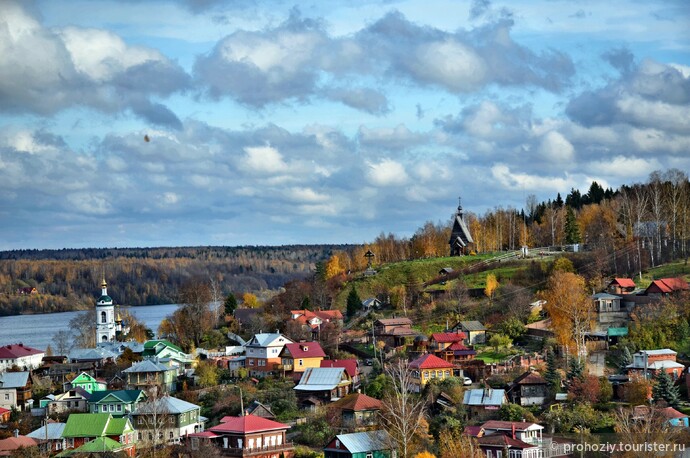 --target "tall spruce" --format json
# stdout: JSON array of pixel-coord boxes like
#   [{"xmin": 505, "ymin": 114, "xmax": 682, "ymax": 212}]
[
  {"xmin": 224, "ymin": 292, "xmax": 238, "ymax": 316},
  {"xmin": 564, "ymin": 206, "xmax": 581, "ymax": 244},
  {"xmin": 566, "ymin": 357, "xmax": 584, "ymax": 386},
  {"xmin": 346, "ymin": 286, "xmax": 361, "ymax": 318},
  {"xmin": 544, "ymin": 350, "xmax": 561, "ymax": 395},
  {"xmin": 652, "ymin": 370, "xmax": 680, "ymax": 407},
  {"xmin": 619, "ymin": 346, "xmax": 633, "ymax": 372}
]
